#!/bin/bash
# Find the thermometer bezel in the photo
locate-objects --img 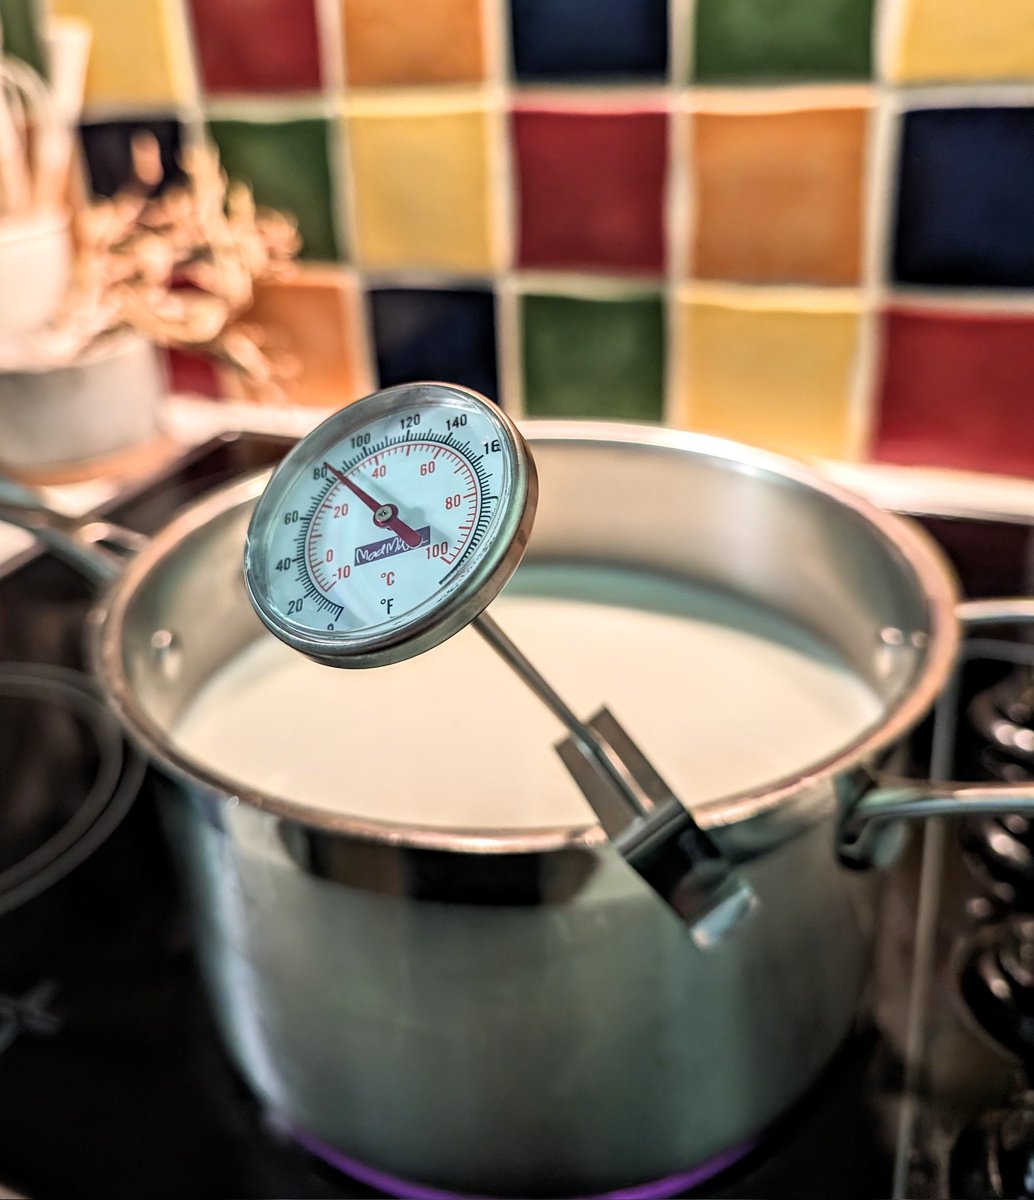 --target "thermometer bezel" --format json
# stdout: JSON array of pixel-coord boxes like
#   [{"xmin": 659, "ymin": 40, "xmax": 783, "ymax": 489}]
[{"xmin": 244, "ymin": 382, "xmax": 538, "ymax": 669}]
